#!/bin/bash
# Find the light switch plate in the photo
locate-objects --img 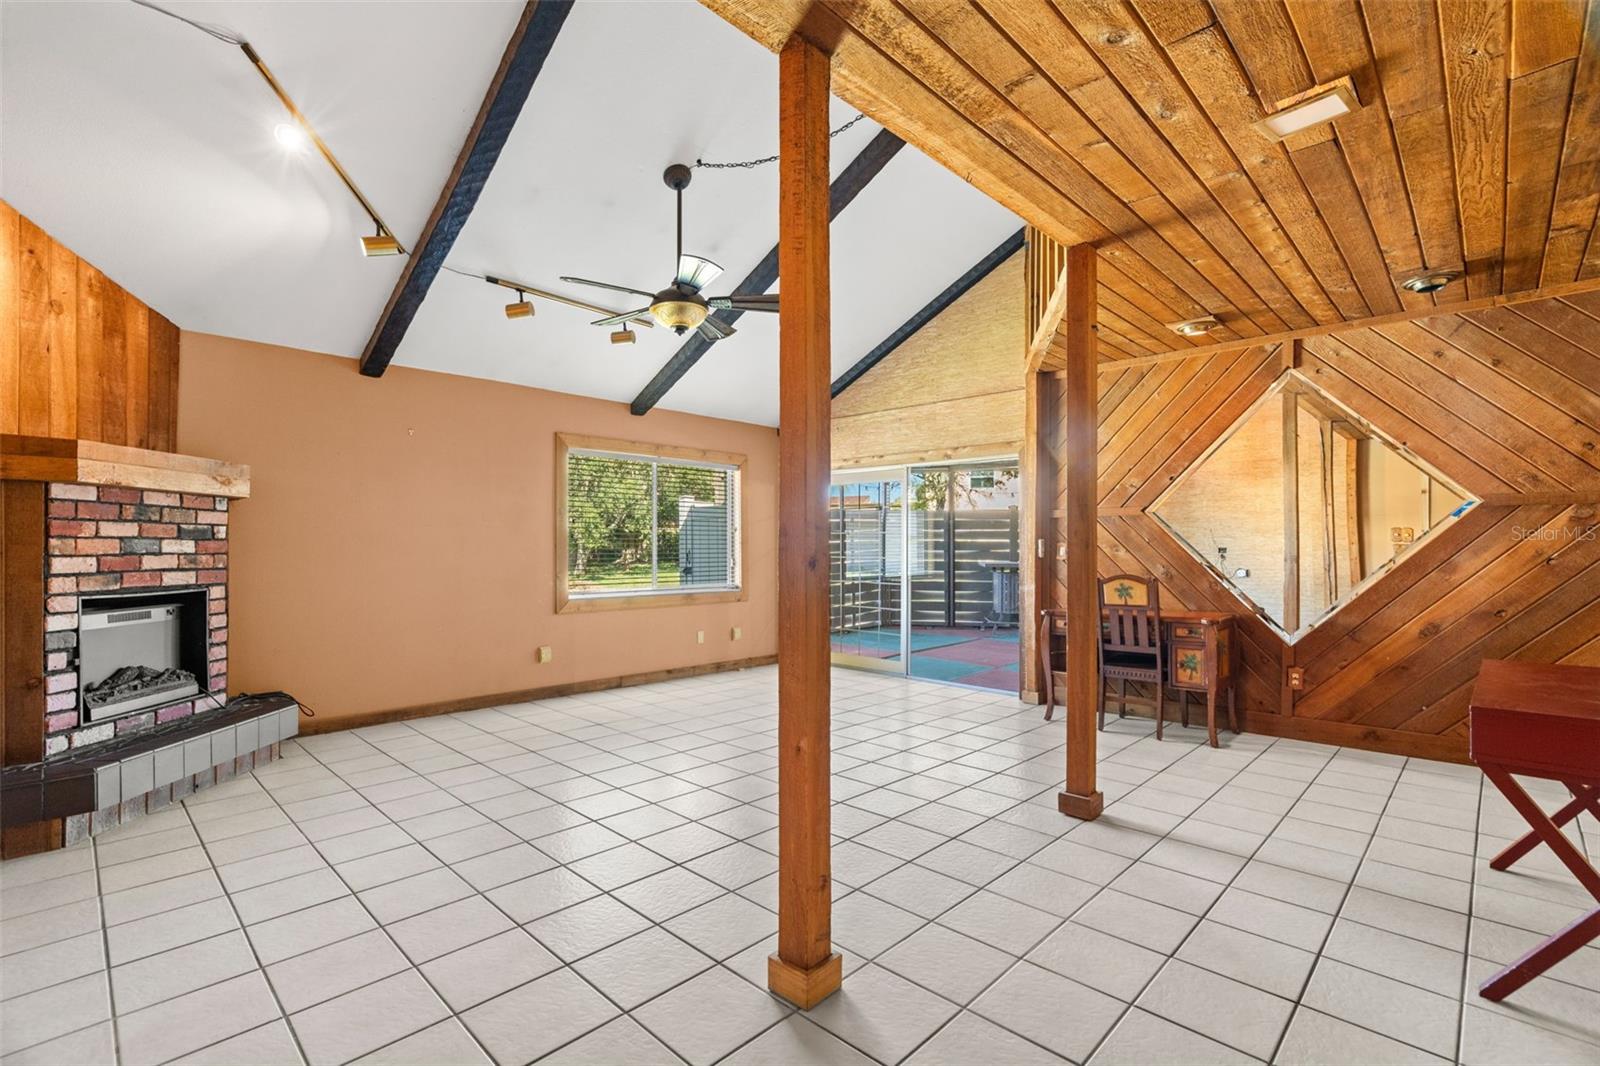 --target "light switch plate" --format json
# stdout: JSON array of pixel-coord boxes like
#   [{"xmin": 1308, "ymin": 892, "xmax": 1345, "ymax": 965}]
[
  {"xmin": 696, "ymin": 631, "xmax": 705, "ymax": 645},
  {"xmin": 730, "ymin": 626, "xmax": 741, "ymax": 641},
  {"xmin": 536, "ymin": 646, "xmax": 552, "ymax": 663}
]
